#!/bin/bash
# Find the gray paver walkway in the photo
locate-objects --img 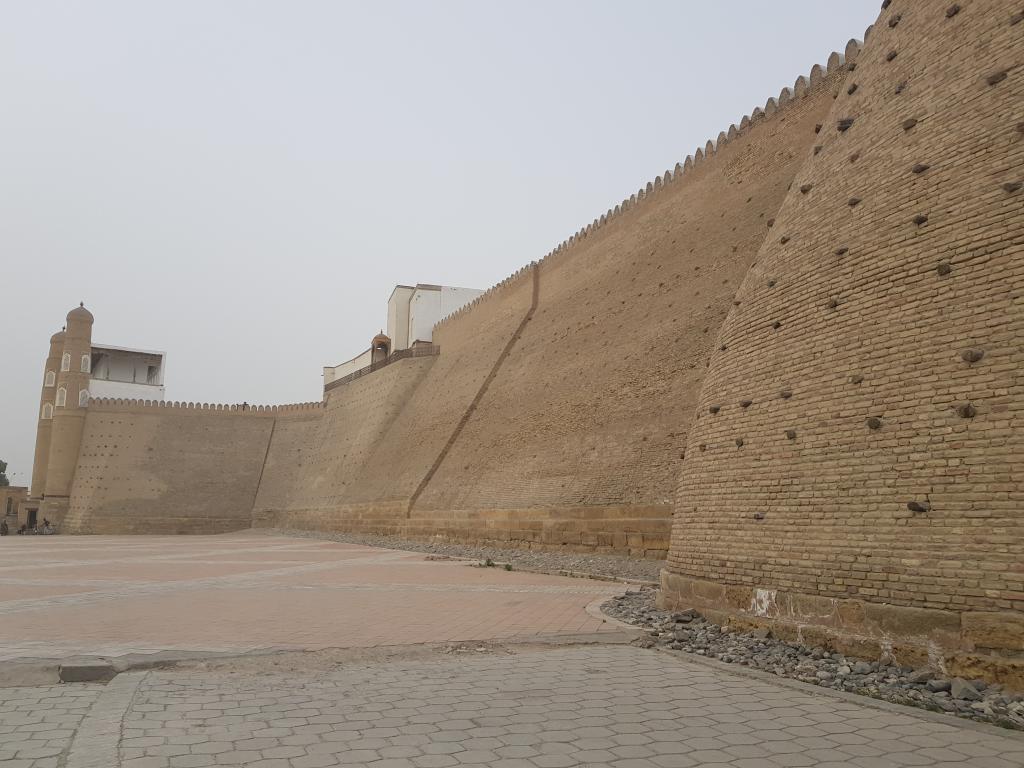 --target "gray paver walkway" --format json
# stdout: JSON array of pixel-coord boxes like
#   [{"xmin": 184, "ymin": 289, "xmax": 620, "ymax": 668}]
[{"xmin": 4, "ymin": 645, "xmax": 1022, "ymax": 767}]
